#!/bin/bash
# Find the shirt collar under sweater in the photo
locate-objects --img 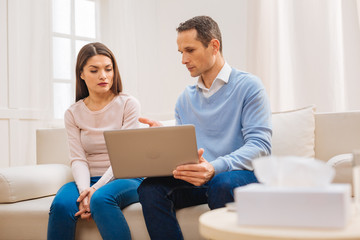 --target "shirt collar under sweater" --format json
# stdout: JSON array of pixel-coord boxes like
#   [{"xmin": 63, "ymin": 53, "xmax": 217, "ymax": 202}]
[{"xmin": 197, "ymin": 62, "xmax": 232, "ymax": 98}]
